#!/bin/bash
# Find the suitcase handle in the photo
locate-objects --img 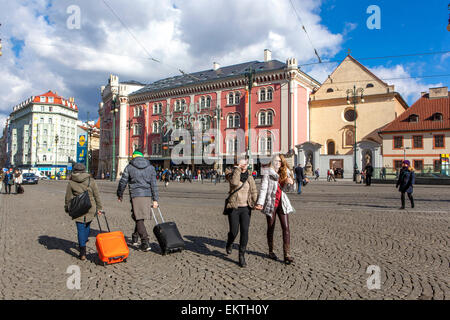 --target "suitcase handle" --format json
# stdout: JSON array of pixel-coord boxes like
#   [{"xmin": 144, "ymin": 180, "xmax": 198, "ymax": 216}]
[
  {"xmin": 151, "ymin": 207, "xmax": 165, "ymax": 224},
  {"xmin": 96, "ymin": 211, "xmax": 111, "ymax": 233}
]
